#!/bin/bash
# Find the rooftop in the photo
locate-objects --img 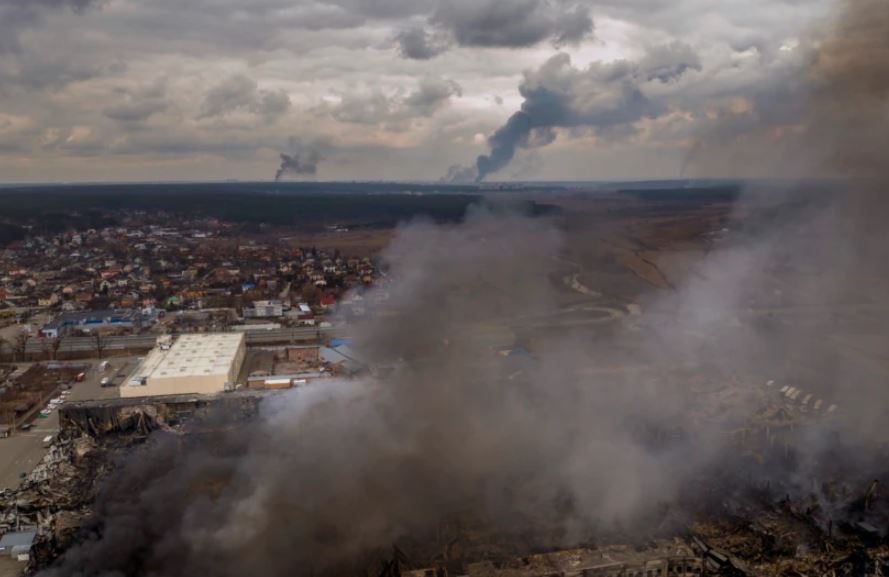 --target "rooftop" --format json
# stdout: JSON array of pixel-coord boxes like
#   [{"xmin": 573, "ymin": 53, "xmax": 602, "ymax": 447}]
[
  {"xmin": 0, "ymin": 529, "xmax": 37, "ymax": 554},
  {"xmin": 130, "ymin": 333, "xmax": 244, "ymax": 382}
]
